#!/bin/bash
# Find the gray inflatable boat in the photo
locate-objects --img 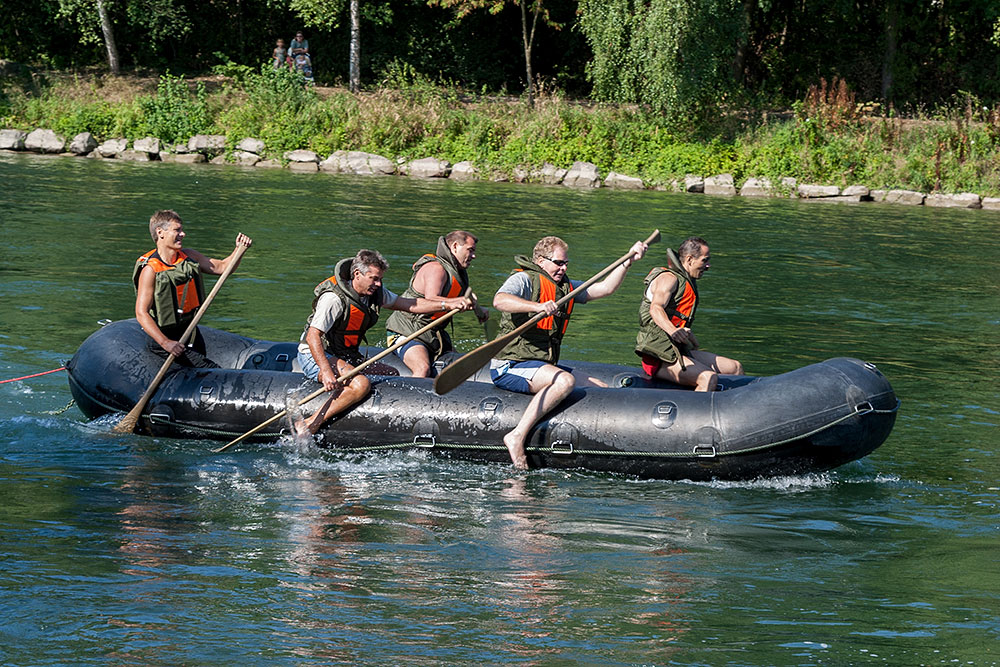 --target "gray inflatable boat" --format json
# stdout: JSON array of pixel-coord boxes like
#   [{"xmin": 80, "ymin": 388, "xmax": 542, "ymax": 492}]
[{"xmin": 67, "ymin": 319, "xmax": 898, "ymax": 480}]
